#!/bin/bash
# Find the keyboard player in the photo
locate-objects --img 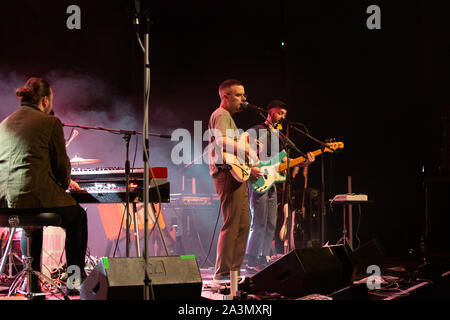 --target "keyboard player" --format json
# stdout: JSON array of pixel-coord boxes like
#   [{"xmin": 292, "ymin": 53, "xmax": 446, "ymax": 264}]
[{"xmin": 0, "ymin": 77, "xmax": 88, "ymax": 296}]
